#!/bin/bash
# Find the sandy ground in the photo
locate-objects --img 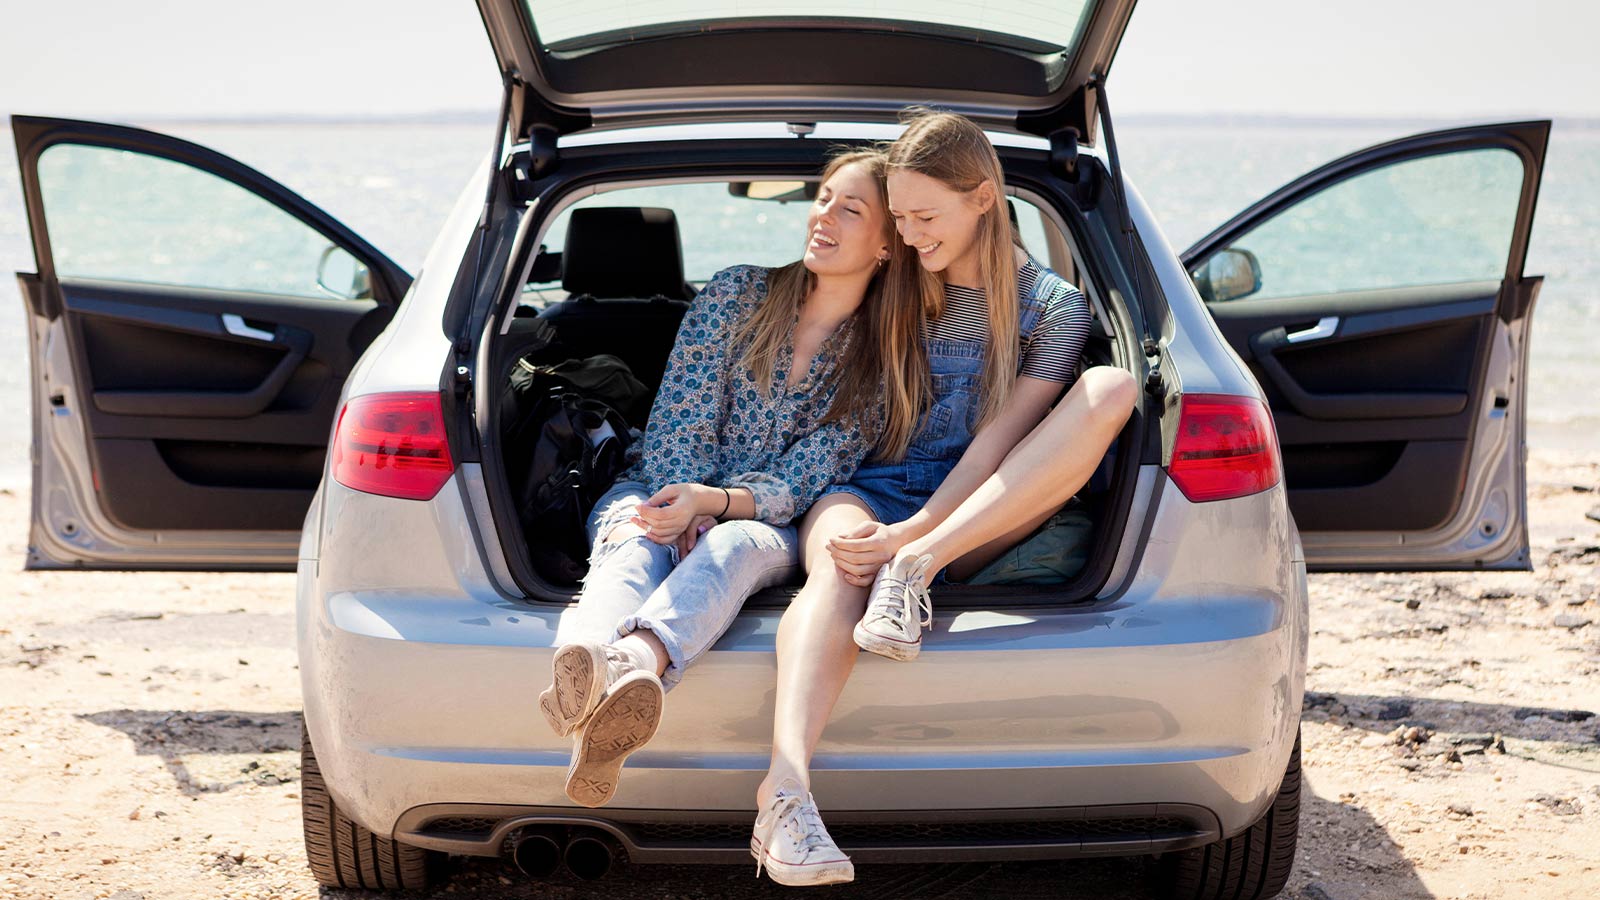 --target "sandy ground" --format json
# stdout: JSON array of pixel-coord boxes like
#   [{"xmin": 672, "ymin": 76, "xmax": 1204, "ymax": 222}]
[{"xmin": 1, "ymin": 451, "xmax": 1597, "ymax": 900}]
